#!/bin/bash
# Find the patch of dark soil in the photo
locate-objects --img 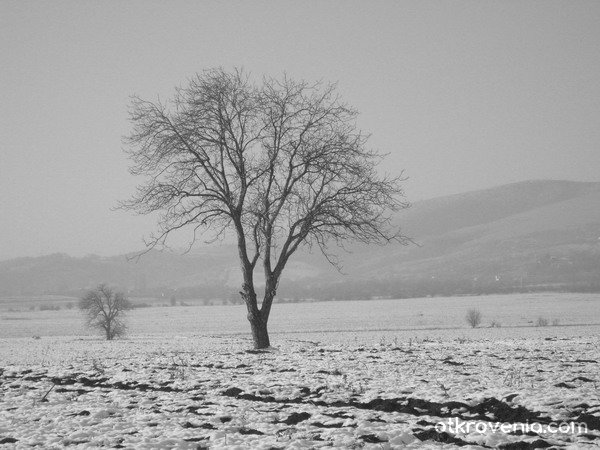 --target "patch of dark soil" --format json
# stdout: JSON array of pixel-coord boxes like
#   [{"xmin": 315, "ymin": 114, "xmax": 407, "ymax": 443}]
[
  {"xmin": 499, "ymin": 439, "xmax": 553, "ymax": 449},
  {"xmin": 310, "ymin": 421, "xmax": 347, "ymax": 428},
  {"xmin": 77, "ymin": 376, "xmax": 109, "ymax": 387},
  {"xmin": 184, "ymin": 437, "xmax": 209, "ymax": 443},
  {"xmin": 316, "ymin": 369, "xmax": 343, "ymax": 375},
  {"xmin": 510, "ymin": 429, "xmax": 538, "ymax": 436},
  {"xmin": 21, "ymin": 375, "xmax": 47, "ymax": 382},
  {"xmin": 298, "ymin": 386, "xmax": 311, "ymax": 396},
  {"xmin": 324, "ymin": 411, "xmax": 354, "ymax": 419},
  {"xmin": 575, "ymin": 413, "xmax": 600, "ymax": 431},
  {"xmin": 415, "ymin": 419, "xmax": 437, "ymax": 427},
  {"xmin": 472, "ymin": 398, "xmax": 547, "ymax": 424},
  {"xmin": 366, "ymin": 416, "xmax": 386, "ymax": 423},
  {"xmin": 62, "ymin": 440, "xmax": 89, "ymax": 446},
  {"xmin": 360, "ymin": 434, "xmax": 386, "ymax": 443},
  {"xmin": 280, "ymin": 412, "xmax": 311, "ymax": 425},
  {"xmin": 575, "ymin": 359, "xmax": 597, "ymax": 363},
  {"xmin": 219, "ymin": 388, "xmax": 553, "ymax": 428},
  {"xmin": 30, "ymin": 373, "xmax": 185, "ymax": 393},
  {"xmin": 414, "ymin": 429, "xmax": 477, "ymax": 447},
  {"xmin": 186, "ymin": 406, "xmax": 212, "ymax": 415},
  {"xmin": 573, "ymin": 403, "xmax": 590, "ymax": 409},
  {"xmin": 580, "ymin": 433, "xmax": 600, "ymax": 440},
  {"xmin": 390, "ymin": 347, "xmax": 413, "ymax": 353},
  {"xmin": 56, "ymin": 388, "xmax": 89, "ymax": 395},
  {"xmin": 554, "ymin": 382, "xmax": 576, "ymax": 389},
  {"xmin": 0, "ymin": 437, "xmax": 18, "ymax": 444},
  {"xmin": 222, "ymin": 387, "xmax": 243, "ymax": 397},
  {"xmin": 219, "ymin": 416, "xmax": 233, "ymax": 423},
  {"xmin": 238, "ymin": 427, "xmax": 264, "ymax": 435},
  {"xmin": 443, "ymin": 360, "xmax": 464, "ymax": 366},
  {"xmin": 182, "ymin": 421, "xmax": 209, "ymax": 429},
  {"xmin": 572, "ymin": 376, "xmax": 595, "ymax": 382}
]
